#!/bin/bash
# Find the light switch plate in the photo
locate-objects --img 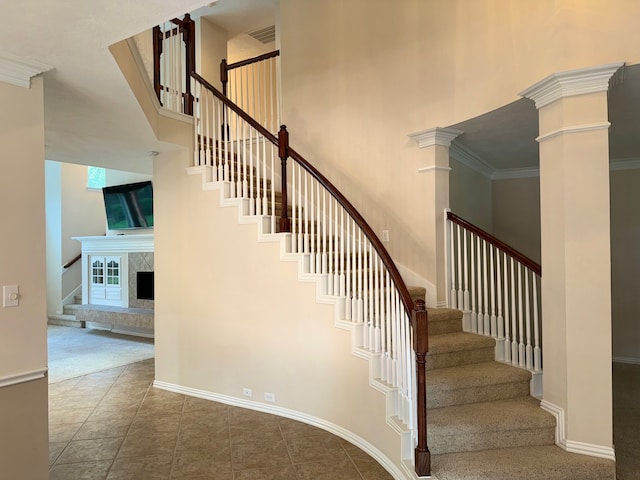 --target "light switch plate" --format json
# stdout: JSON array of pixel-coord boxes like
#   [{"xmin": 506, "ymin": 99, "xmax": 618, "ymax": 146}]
[{"xmin": 3, "ymin": 285, "xmax": 19, "ymax": 307}]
